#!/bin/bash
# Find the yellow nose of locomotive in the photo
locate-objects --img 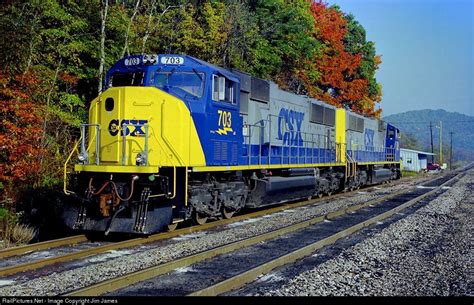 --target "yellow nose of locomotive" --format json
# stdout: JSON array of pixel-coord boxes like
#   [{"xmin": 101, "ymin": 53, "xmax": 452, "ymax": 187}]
[{"xmin": 74, "ymin": 86, "xmax": 206, "ymax": 174}]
